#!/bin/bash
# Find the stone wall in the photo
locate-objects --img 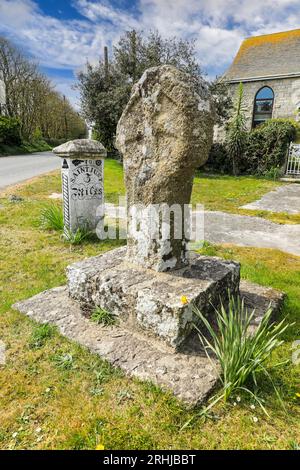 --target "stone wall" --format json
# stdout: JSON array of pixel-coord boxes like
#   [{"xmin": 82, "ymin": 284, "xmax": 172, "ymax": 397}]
[{"xmin": 214, "ymin": 76, "xmax": 300, "ymax": 141}]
